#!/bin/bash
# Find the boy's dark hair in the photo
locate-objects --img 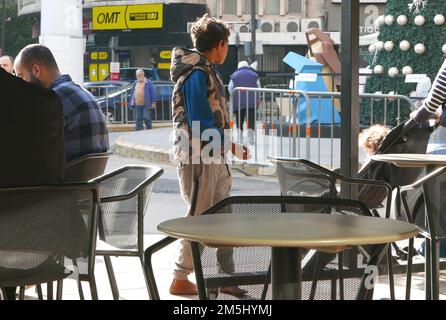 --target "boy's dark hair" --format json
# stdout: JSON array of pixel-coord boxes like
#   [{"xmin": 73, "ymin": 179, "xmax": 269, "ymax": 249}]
[
  {"xmin": 190, "ymin": 14, "xmax": 230, "ymax": 52},
  {"xmin": 18, "ymin": 44, "xmax": 59, "ymax": 69}
]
